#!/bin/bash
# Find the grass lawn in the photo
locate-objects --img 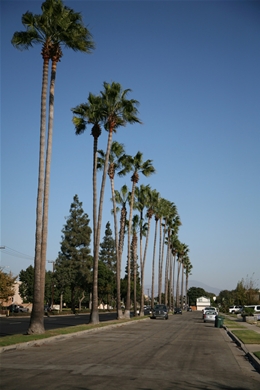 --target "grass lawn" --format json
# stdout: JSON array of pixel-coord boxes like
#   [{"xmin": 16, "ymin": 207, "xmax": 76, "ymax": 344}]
[
  {"xmin": 231, "ymin": 329, "xmax": 260, "ymax": 344},
  {"xmin": 0, "ymin": 316, "xmax": 148, "ymax": 348},
  {"xmin": 254, "ymin": 351, "xmax": 260, "ymax": 359}
]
